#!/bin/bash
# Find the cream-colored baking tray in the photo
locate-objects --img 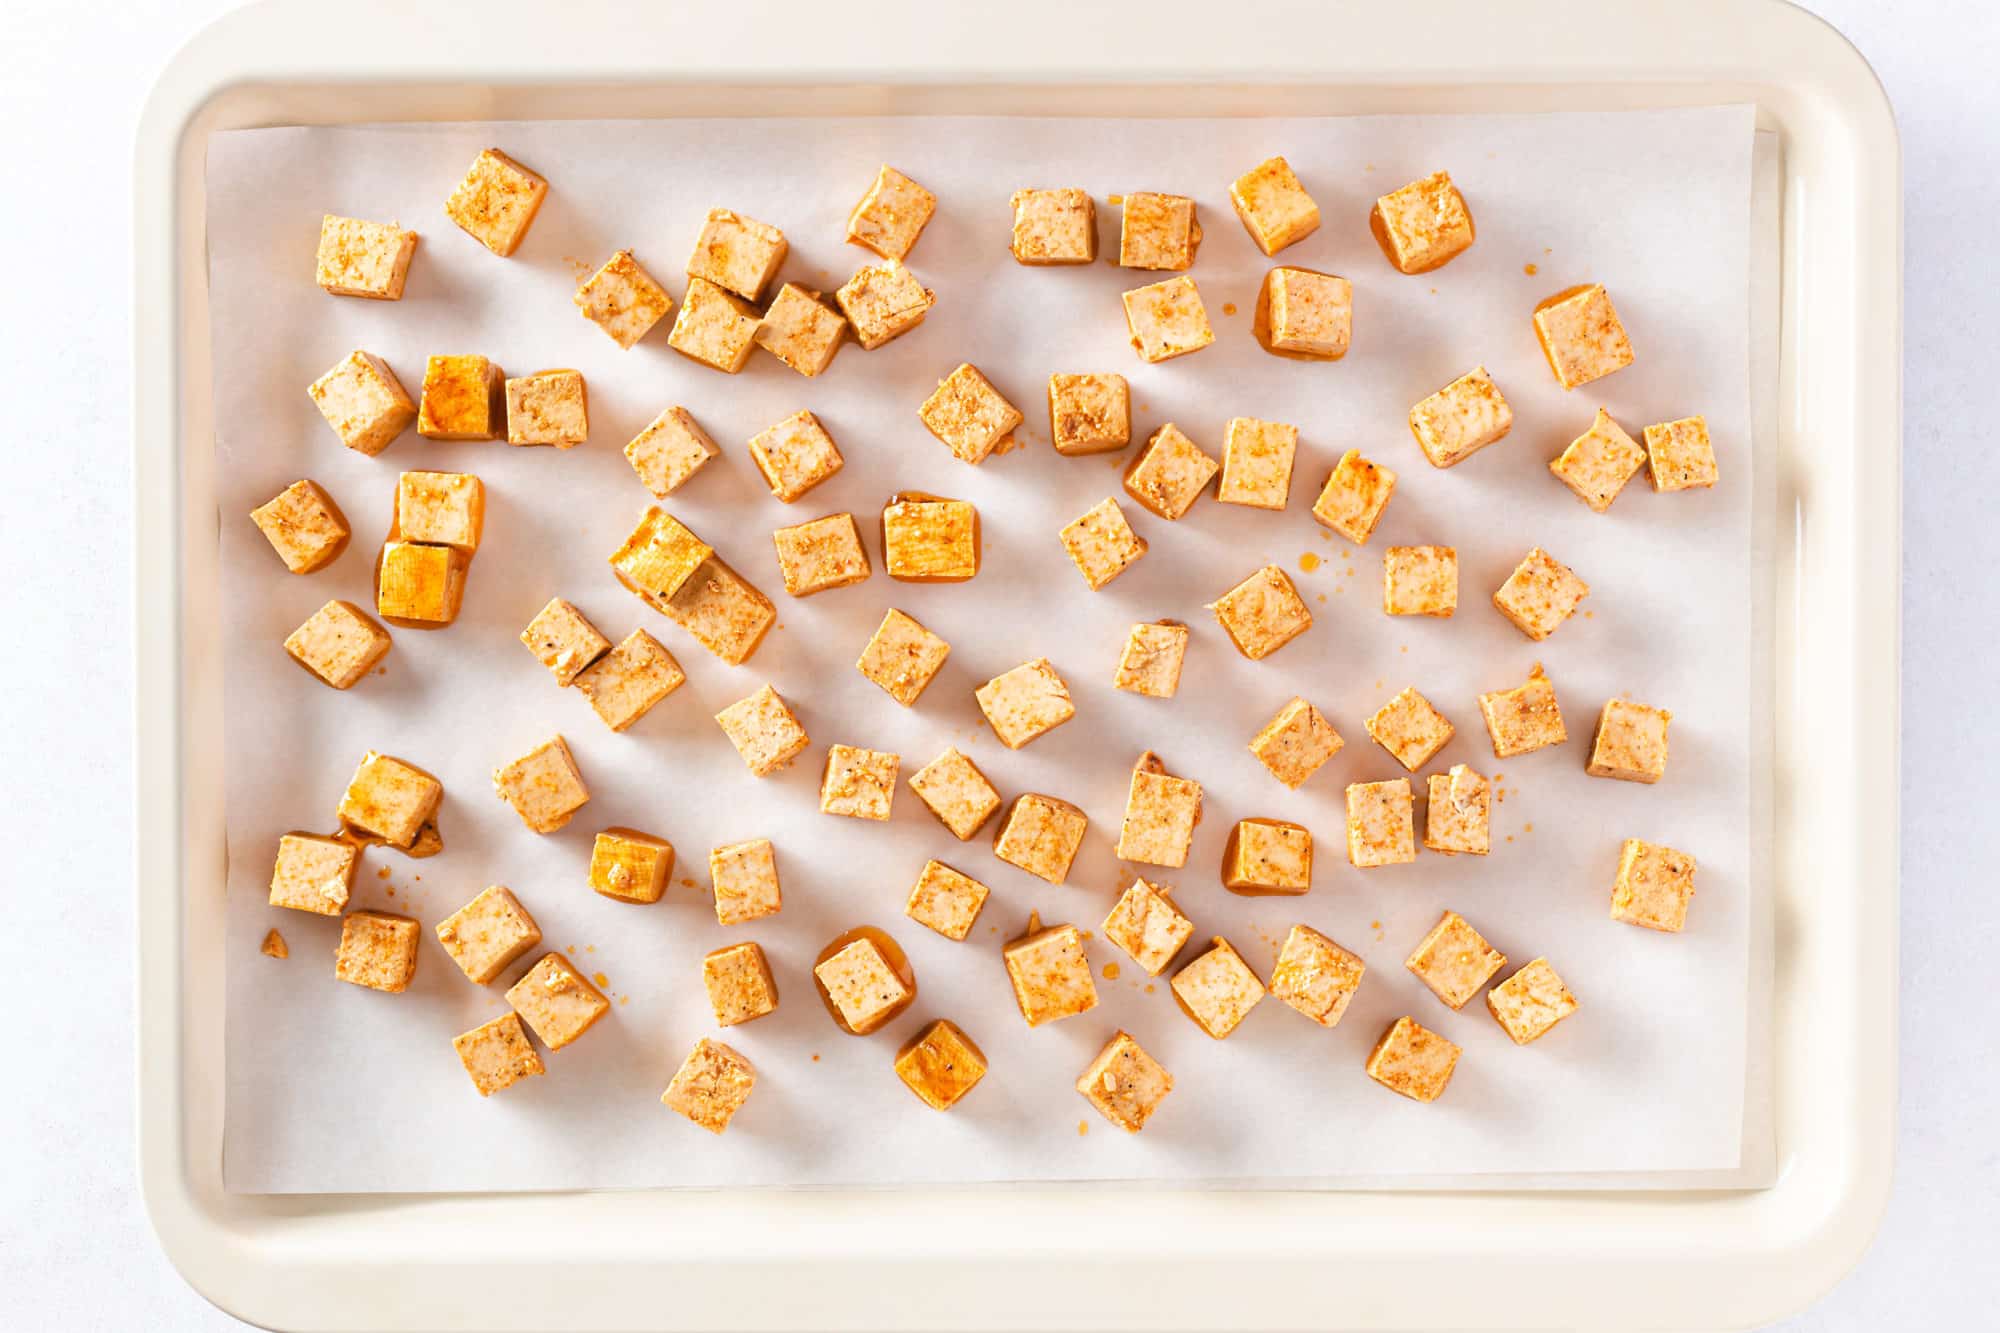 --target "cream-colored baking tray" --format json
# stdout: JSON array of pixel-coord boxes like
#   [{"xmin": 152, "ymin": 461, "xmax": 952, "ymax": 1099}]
[{"xmin": 134, "ymin": 1, "xmax": 1899, "ymax": 1326}]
